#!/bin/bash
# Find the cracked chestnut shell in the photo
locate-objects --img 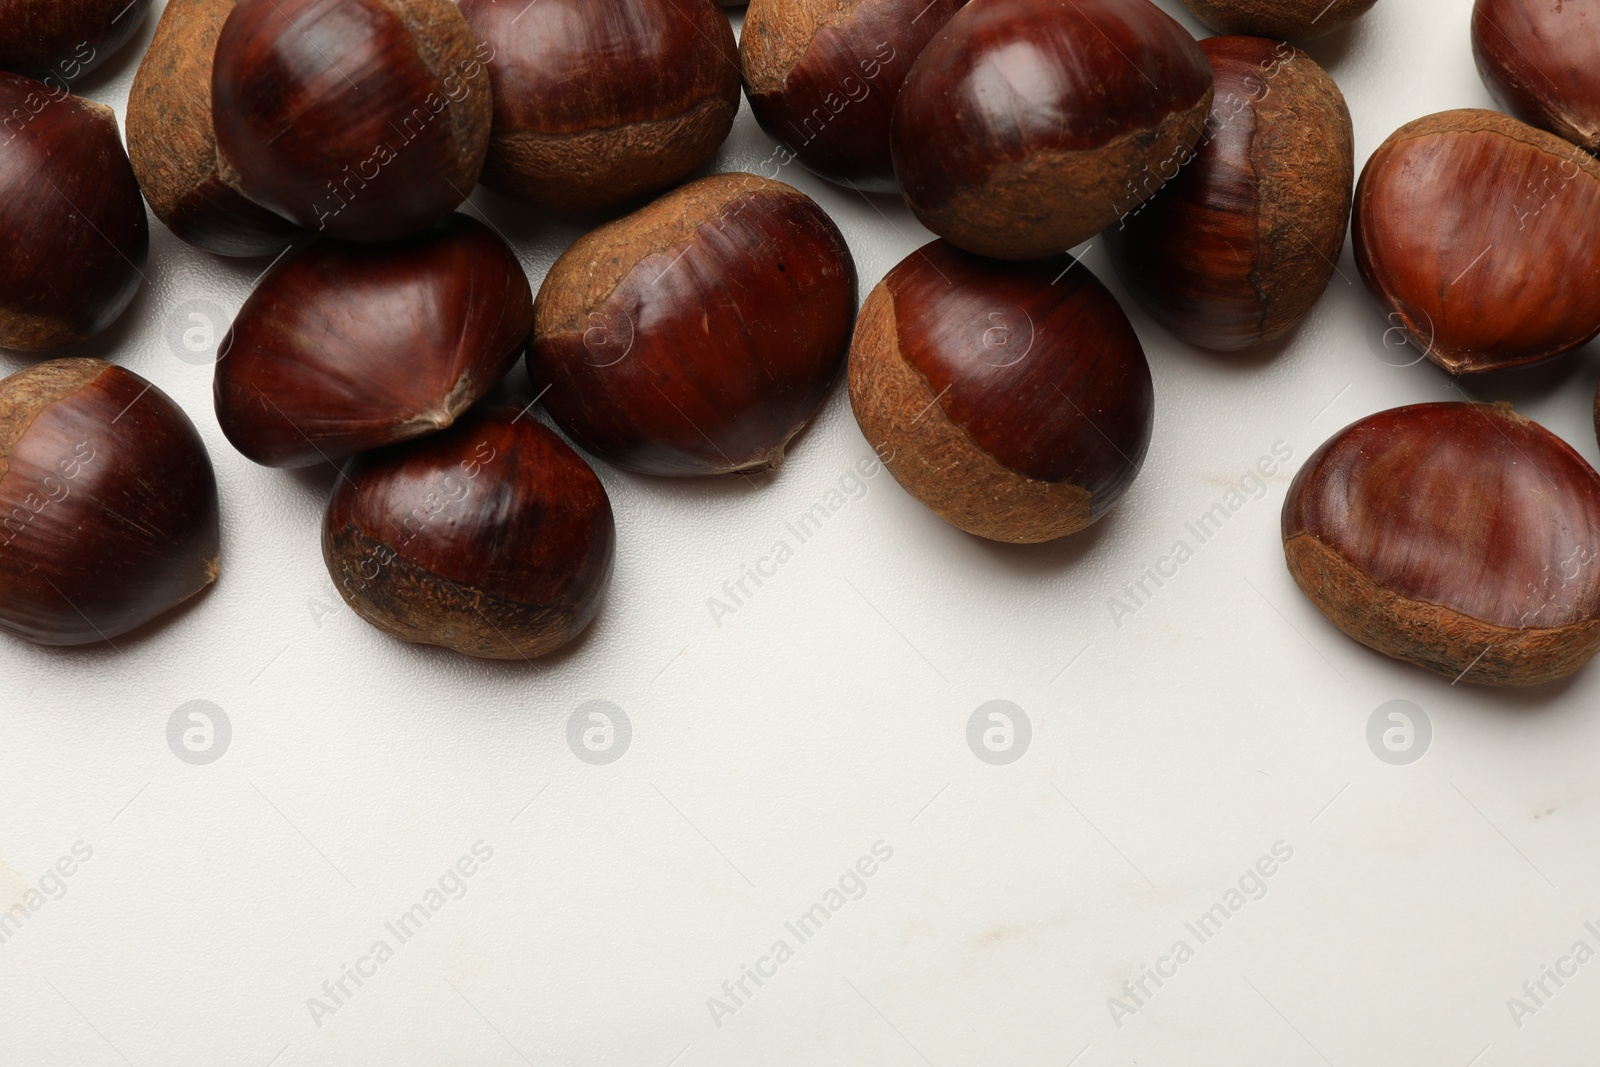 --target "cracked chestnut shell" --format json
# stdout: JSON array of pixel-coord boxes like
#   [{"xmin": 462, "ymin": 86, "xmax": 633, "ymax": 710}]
[
  {"xmin": 740, "ymin": 0, "xmax": 966, "ymax": 193},
  {"xmin": 127, "ymin": 0, "xmax": 302, "ymax": 257},
  {"xmin": 0, "ymin": 360, "xmax": 221, "ymax": 646},
  {"xmin": 529, "ymin": 172, "xmax": 857, "ymax": 477},
  {"xmin": 460, "ymin": 0, "xmax": 739, "ymax": 212},
  {"xmin": 1106, "ymin": 37, "xmax": 1353, "ymax": 351},
  {"xmin": 1284, "ymin": 402, "xmax": 1600, "ymax": 687},
  {"xmin": 891, "ymin": 0, "xmax": 1213, "ymax": 261},
  {"xmin": 0, "ymin": 72, "xmax": 148, "ymax": 352},
  {"xmin": 848, "ymin": 240, "xmax": 1153, "ymax": 543},
  {"xmin": 1354, "ymin": 109, "xmax": 1600, "ymax": 375},
  {"xmin": 1473, "ymin": 0, "xmax": 1600, "ymax": 153},
  {"xmin": 324, "ymin": 404, "xmax": 615, "ymax": 660},
  {"xmin": 215, "ymin": 214, "xmax": 533, "ymax": 469},
  {"xmin": 1180, "ymin": 0, "xmax": 1378, "ymax": 40},
  {"xmin": 0, "ymin": 0, "xmax": 153, "ymax": 82},
  {"xmin": 212, "ymin": 0, "xmax": 492, "ymax": 243}
]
